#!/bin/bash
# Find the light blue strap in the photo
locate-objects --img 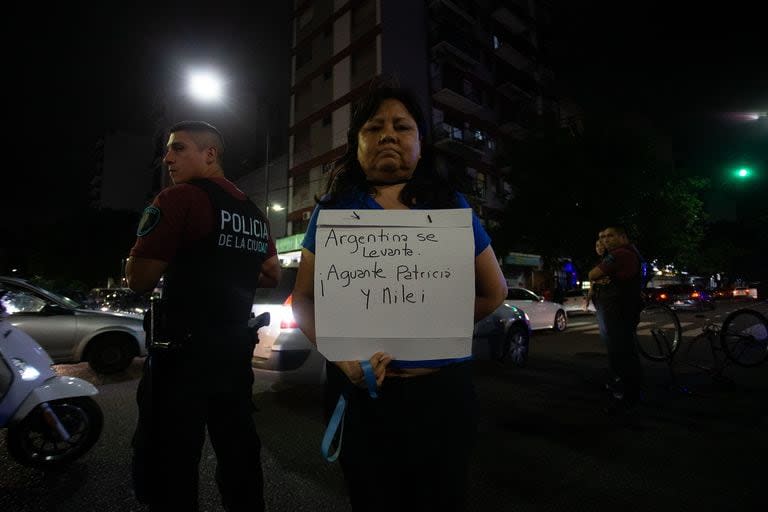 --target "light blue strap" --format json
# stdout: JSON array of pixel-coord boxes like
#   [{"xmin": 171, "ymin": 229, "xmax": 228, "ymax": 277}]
[
  {"xmin": 359, "ymin": 360, "xmax": 379, "ymax": 398},
  {"xmin": 321, "ymin": 394, "xmax": 346, "ymax": 462},
  {"xmin": 321, "ymin": 361, "xmax": 379, "ymax": 462}
]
